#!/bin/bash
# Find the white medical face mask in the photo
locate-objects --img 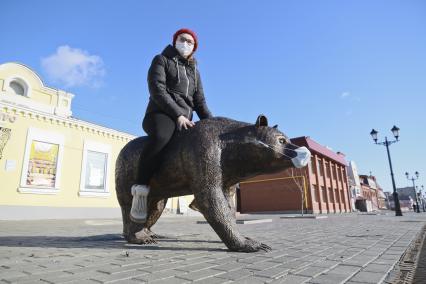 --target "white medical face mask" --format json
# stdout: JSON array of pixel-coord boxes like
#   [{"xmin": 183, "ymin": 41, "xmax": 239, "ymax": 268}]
[
  {"xmin": 291, "ymin": 146, "xmax": 311, "ymax": 168},
  {"xmin": 175, "ymin": 41, "xmax": 194, "ymax": 58}
]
